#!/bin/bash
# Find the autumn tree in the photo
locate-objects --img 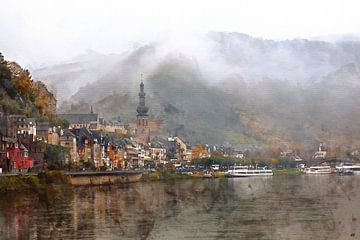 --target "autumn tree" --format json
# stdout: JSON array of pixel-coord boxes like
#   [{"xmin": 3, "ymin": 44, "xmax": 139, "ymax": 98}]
[
  {"xmin": 12, "ymin": 69, "xmax": 34, "ymax": 100},
  {"xmin": 0, "ymin": 54, "xmax": 16, "ymax": 99}
]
